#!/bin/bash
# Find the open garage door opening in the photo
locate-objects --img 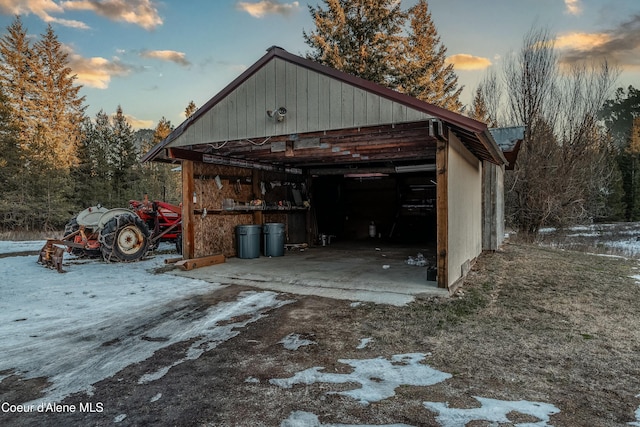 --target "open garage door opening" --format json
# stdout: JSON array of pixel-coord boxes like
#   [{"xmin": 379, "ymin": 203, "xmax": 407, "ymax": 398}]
[{"xmin": 311, "ymin": 169, "xmax": 437, "ymax": 248}]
